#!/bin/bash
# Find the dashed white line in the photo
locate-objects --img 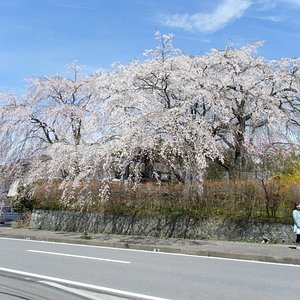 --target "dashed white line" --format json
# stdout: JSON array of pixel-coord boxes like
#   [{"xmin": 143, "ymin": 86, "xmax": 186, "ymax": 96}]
[{"xmin": 27, "ymin": 250, "xmax": 131, "ymax": 264}]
